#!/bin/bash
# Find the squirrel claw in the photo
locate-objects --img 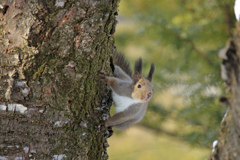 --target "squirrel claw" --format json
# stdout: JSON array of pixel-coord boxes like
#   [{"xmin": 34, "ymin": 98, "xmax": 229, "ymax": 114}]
[
  {"xmin": 100, "ymin": 122, "xmax": 114, "ymax": 137},
  {"xmin": 107, "ymin": 127, "xmax": 114, "ymax": 137},
  {"xmin": 98, "ymin": 70, "xmax": 106, "ymax": 77},
  {"xmin": 99, "ymin": 70, "xmax": 108, "ymax": 83},
  {"xmin": 100, "ymin": 122, "xmax": 107, "ymax": 131},
  {"xmin": 99, "ymin": 70, "xmax": 106, "ymax": 74}
]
